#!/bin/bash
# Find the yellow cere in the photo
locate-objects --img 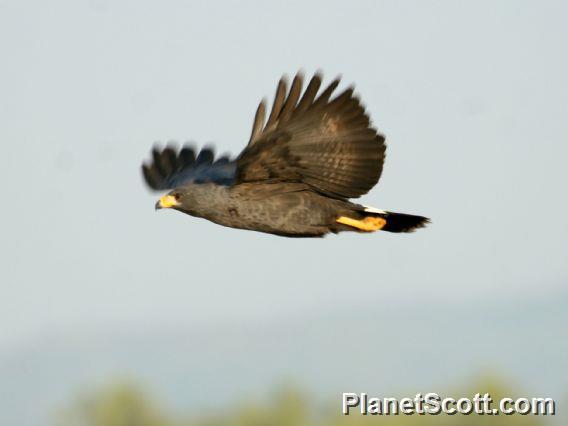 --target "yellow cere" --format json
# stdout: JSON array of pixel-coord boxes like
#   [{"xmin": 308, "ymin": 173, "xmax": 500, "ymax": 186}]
[{"xmin": 159, "ymin": 195, "xmax": 179, "ymax": 209}]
